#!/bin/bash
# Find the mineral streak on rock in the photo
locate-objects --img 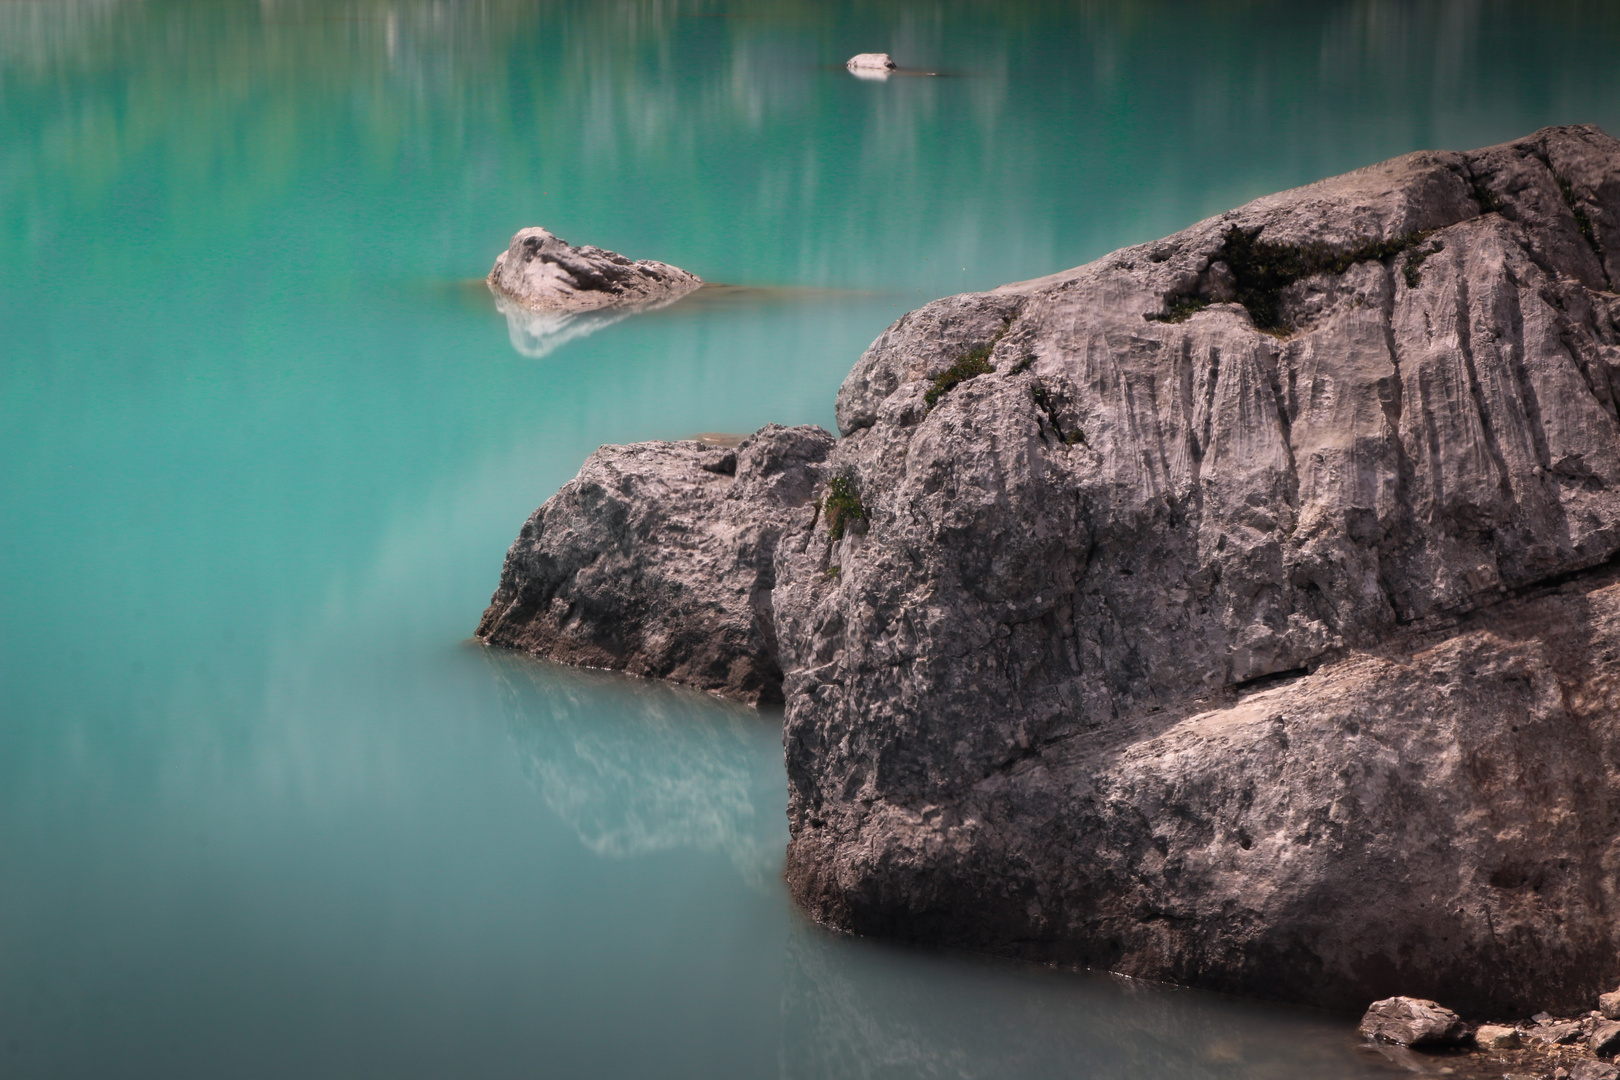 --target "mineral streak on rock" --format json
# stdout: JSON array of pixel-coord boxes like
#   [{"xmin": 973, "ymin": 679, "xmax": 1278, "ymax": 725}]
[
  {"xmin": 487, "ymin": 226, "xmax": 703, "ymax": 313},
  {"xmin": 478, "ymin": 126, "xmax": 1620, "ymax": 1014},
  {"xmin": 475, "ymin": 424, "xmax": 833, "ymax": 705}
]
